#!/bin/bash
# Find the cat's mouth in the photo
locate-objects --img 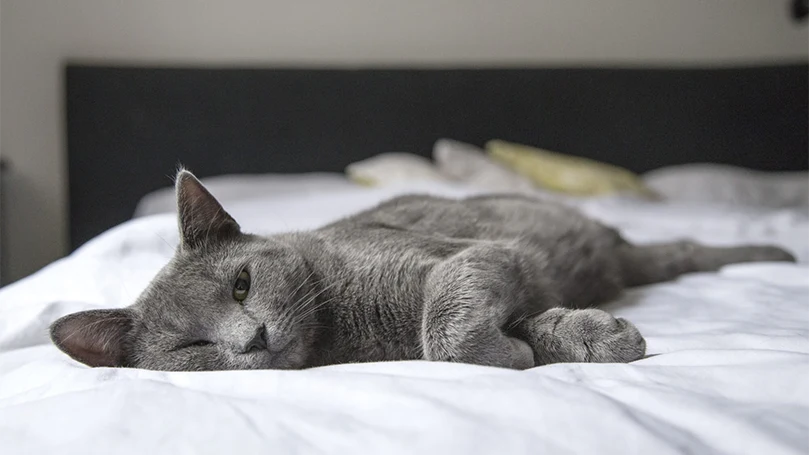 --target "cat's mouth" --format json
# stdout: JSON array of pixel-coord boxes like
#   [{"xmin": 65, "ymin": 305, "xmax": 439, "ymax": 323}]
[
  {"xmin": 238, "ymin": 339, "xmax": 298, "ymax": 370},
  {"xmin": 255, "ymin": 338, "xmax": 304, "ymax": 370},
  {"xmin": 267, "ymin": 336, "xmax": 294, "ymax": 355}
]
